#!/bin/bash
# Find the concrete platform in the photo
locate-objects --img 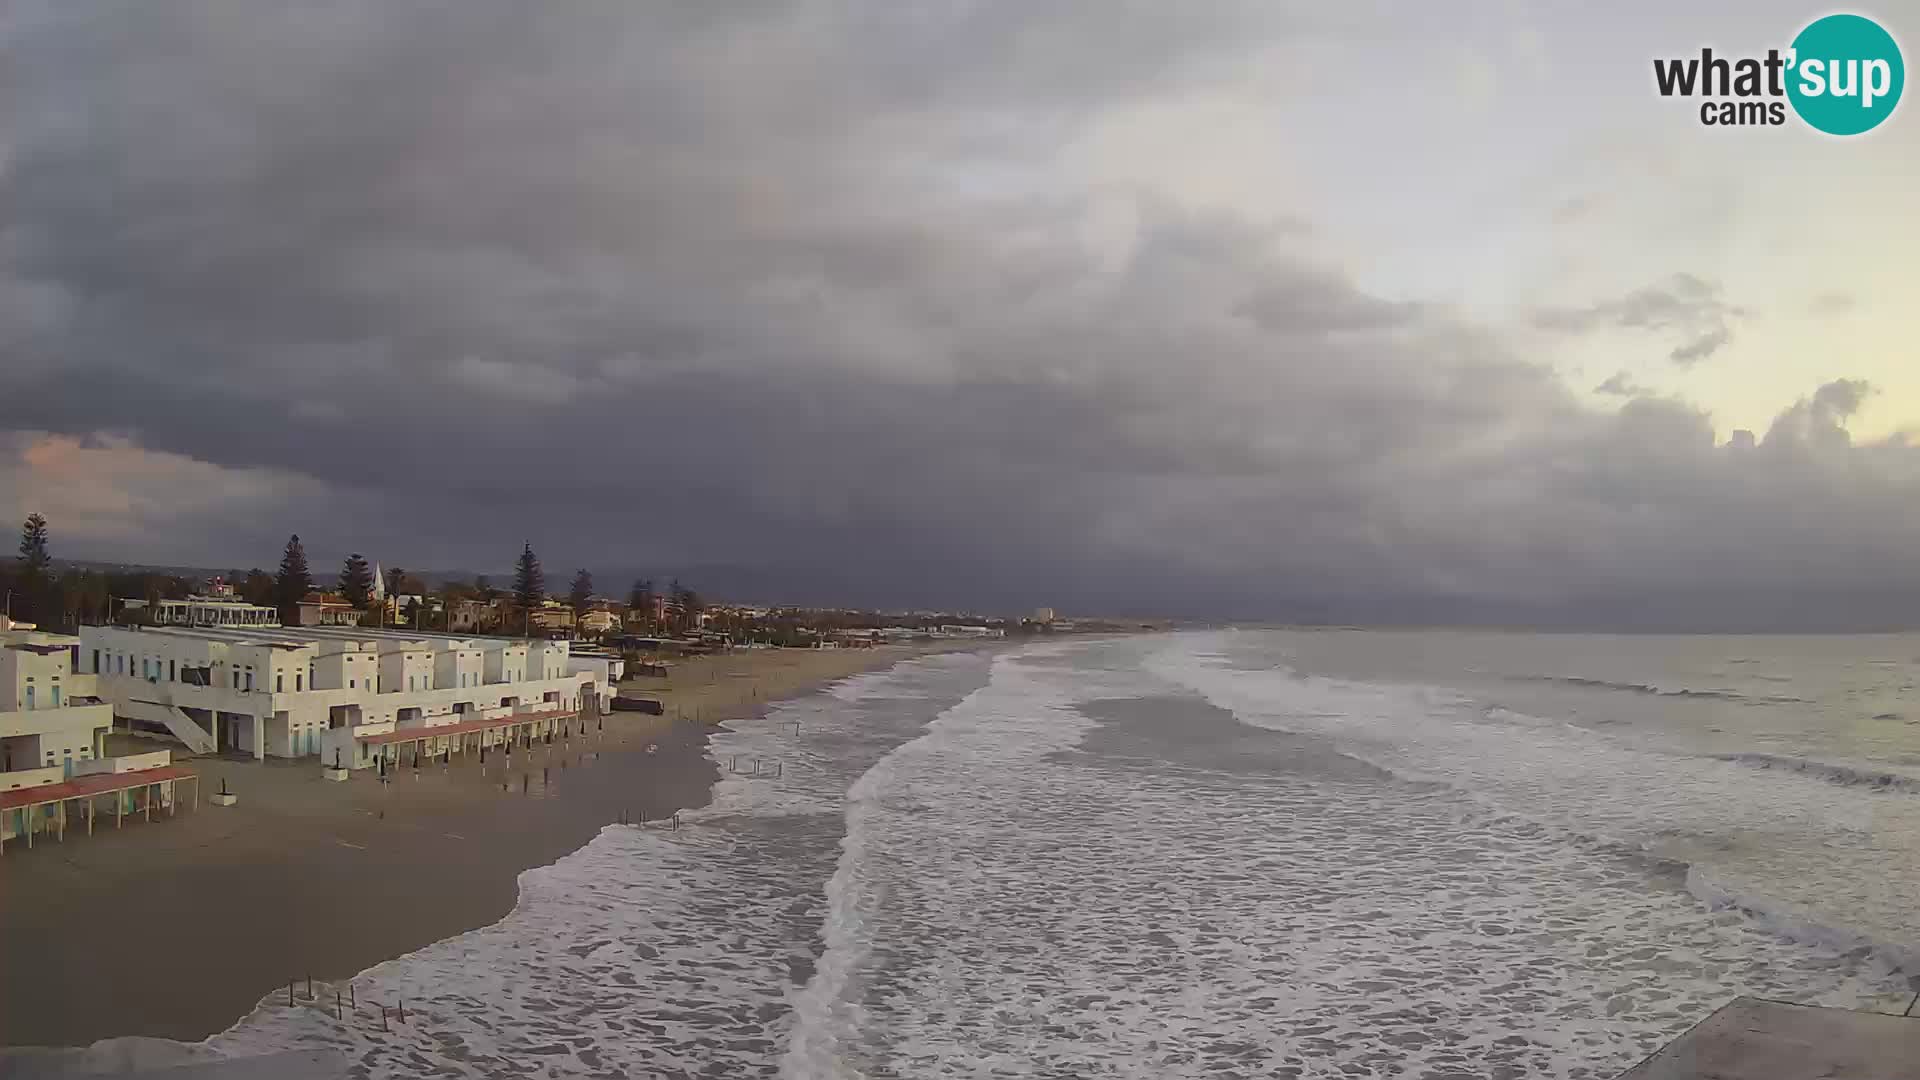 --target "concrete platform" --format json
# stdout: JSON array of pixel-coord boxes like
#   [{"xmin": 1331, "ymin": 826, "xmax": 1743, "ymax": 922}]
[{"xmin": 1616, "ymin": 996, "xmax": 1920, "ymax": 1079}]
